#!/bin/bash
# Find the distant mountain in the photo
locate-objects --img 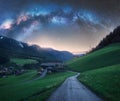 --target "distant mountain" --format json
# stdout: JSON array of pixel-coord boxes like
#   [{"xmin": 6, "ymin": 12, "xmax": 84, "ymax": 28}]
[
  {"xmin": 0, "ymin": 36, "xmax": 73, "ymax": 62},
  {"xmin": 44, "ymin": 48, "xmax": 73, "ymax": 62},
  {"xmin": 91, "ymin": 26, "xmax": 120, "ymax": 52},
  {"xmin": 73, "ymin": 54, "xmax": 85, "ymax": 58}
]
